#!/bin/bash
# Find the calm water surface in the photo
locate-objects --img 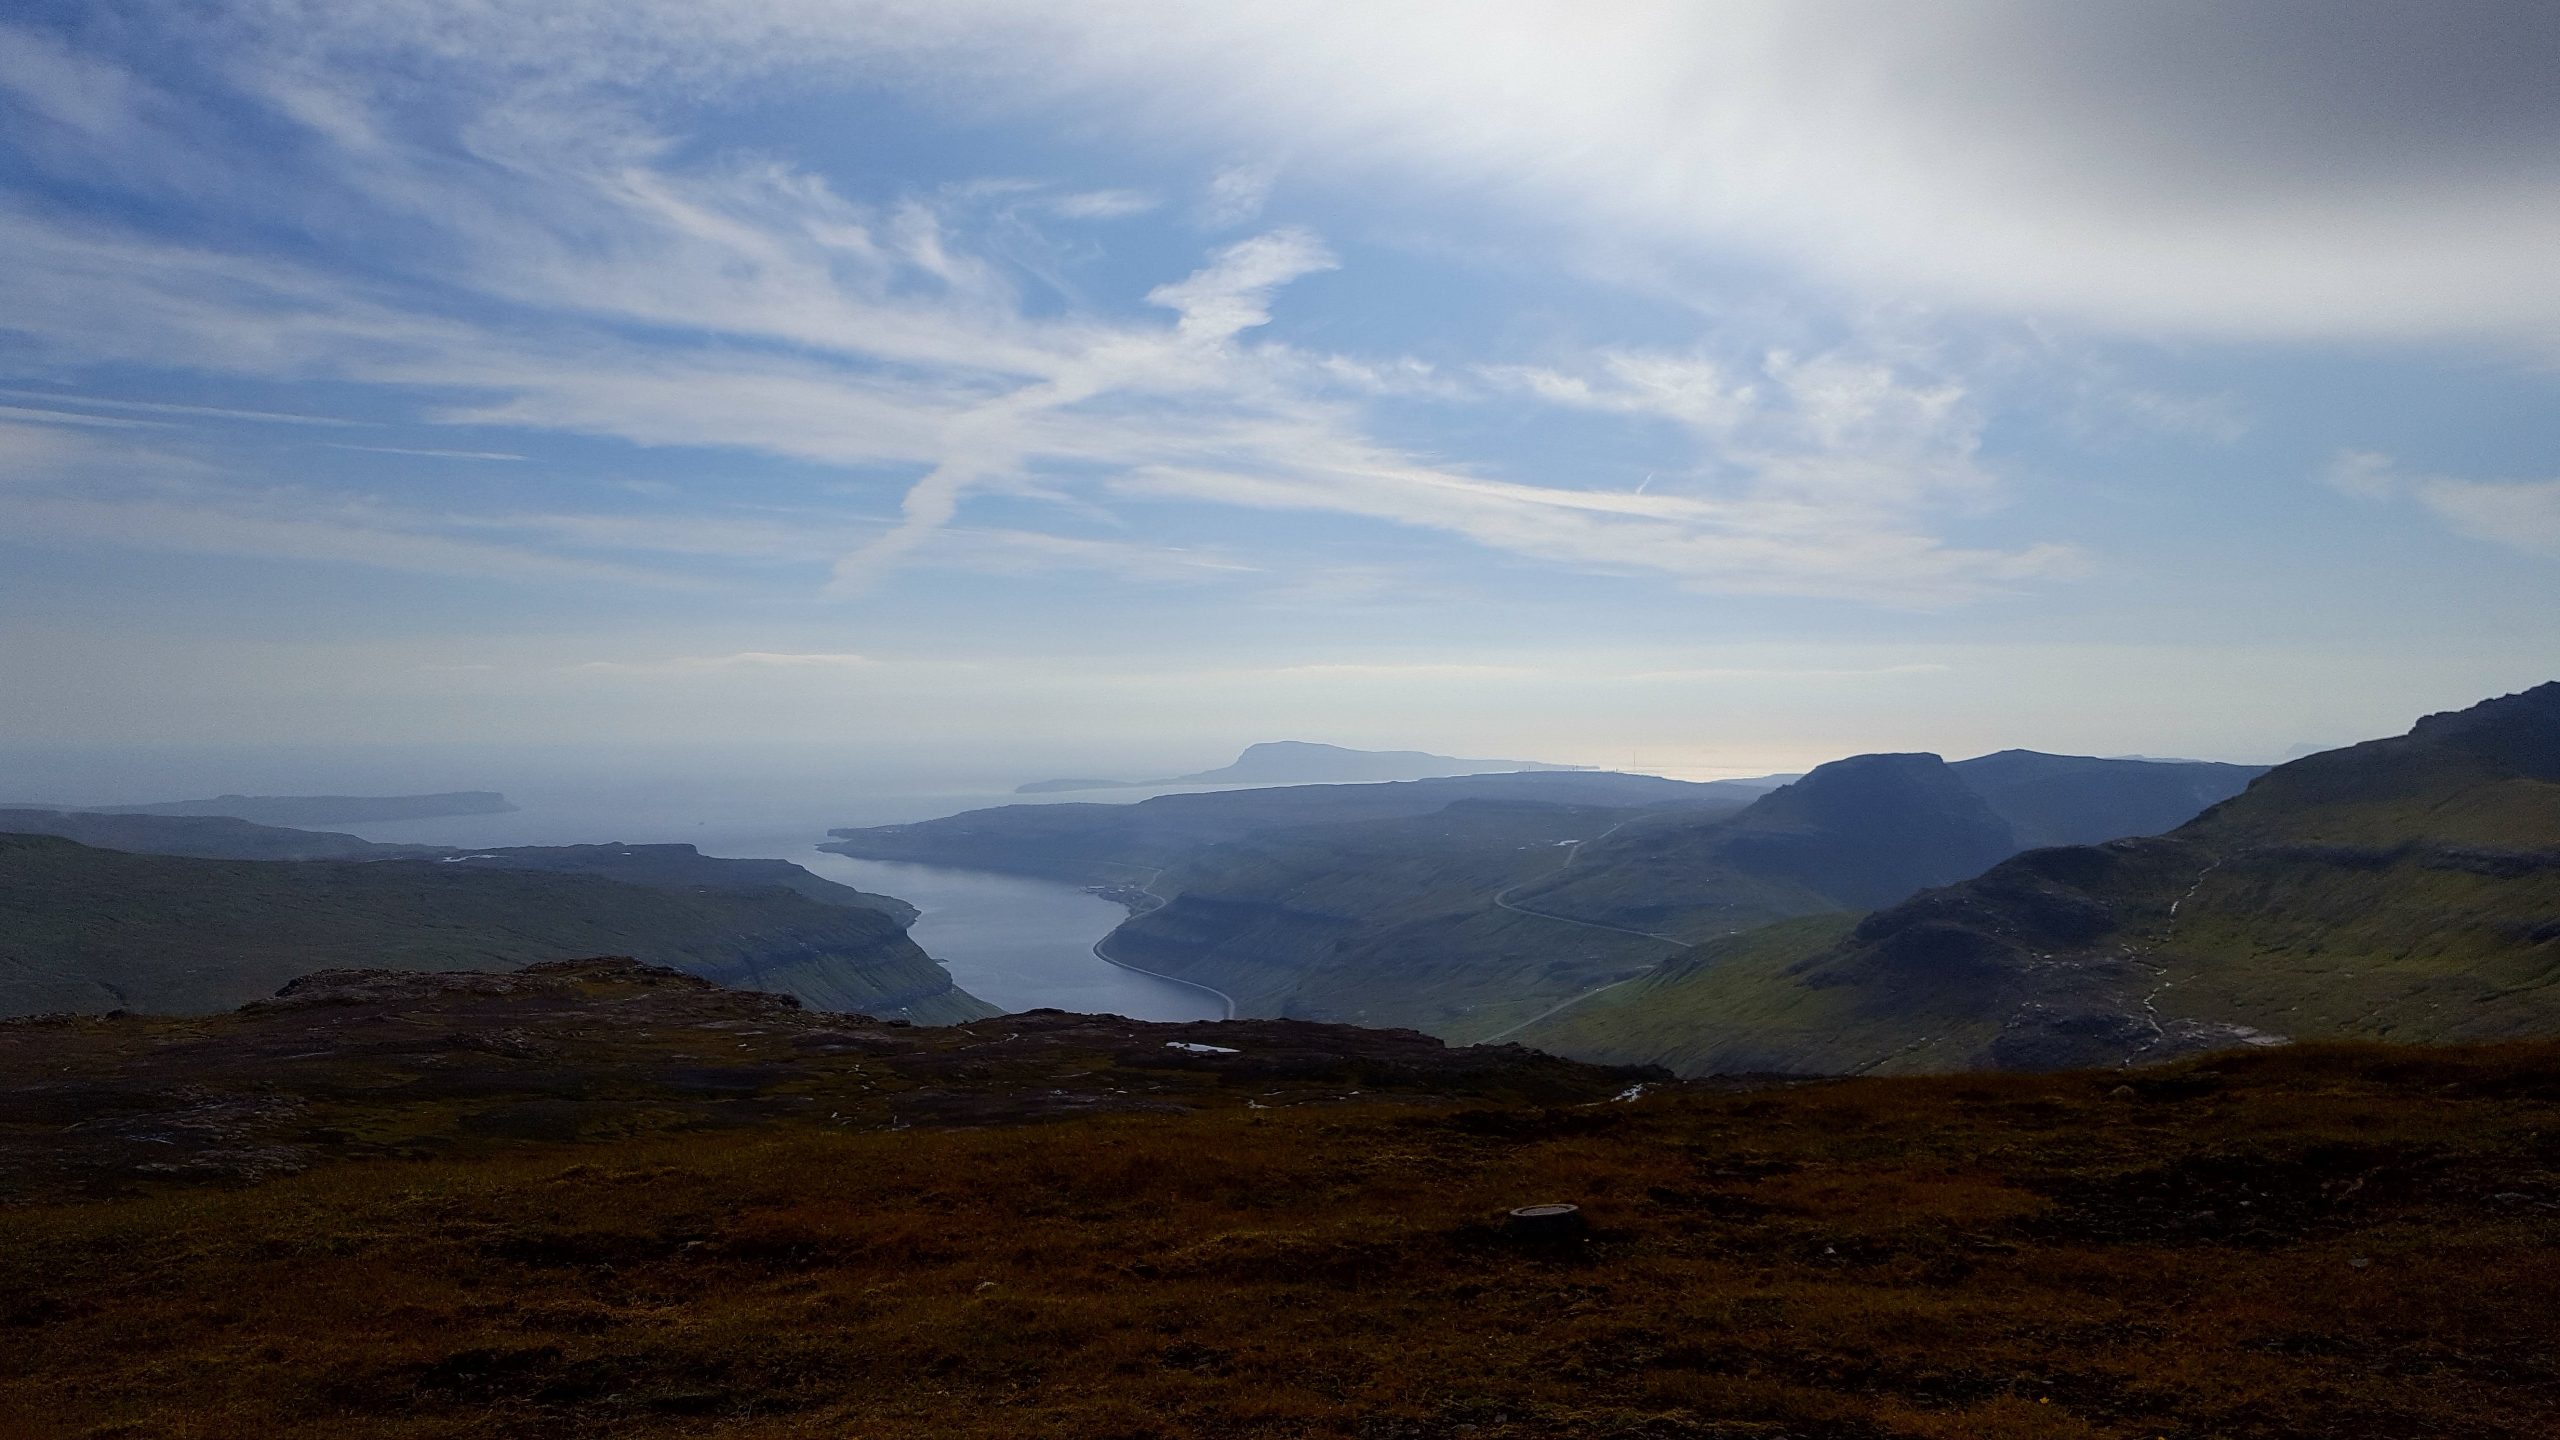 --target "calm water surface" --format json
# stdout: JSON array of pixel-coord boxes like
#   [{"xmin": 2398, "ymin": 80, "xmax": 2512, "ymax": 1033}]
[{"xmin": 327, "ymin": 779, "xmax": 1221, "ymax": 1022}]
